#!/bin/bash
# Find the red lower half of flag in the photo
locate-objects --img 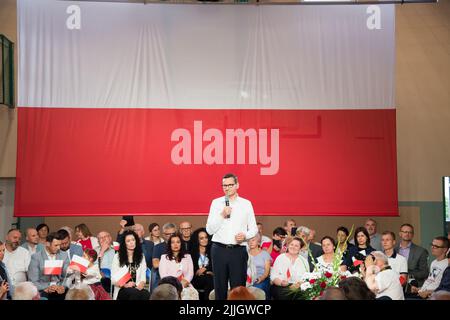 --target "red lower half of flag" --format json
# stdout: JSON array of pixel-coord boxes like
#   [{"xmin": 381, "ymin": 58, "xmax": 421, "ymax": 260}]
[
  {"xmin": 43, "ymin": 267, "xmax": 62, "ymax": 276},
  {"xmin": 116, "ymin": 272, "xmax": 132, "ymax": 287},
  {"xmin": 69, "ymin": 261, "xmax": 88, "ymax": 274},
  {"xmin": 15, "ymin": 107, "xmax": 397, "ymax": 216}
]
